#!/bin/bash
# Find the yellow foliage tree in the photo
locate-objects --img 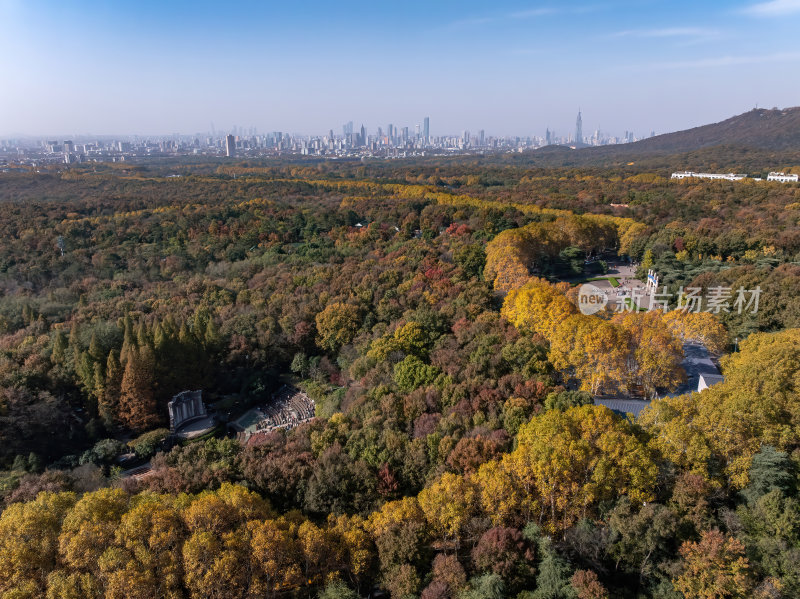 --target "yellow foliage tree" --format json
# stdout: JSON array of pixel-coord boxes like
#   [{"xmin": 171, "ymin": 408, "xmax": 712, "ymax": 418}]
[
  {"xmin": 618, "ymin": 222, "xmax": 649, "ymax": 256},
  {"xmin": 673, "ymin": 530, "xmax": 753, "ymax": 599},
  {"xmin": 327, "ymin": 514, "xmax": 375, "ymax": 589},
  {"xmin": 0, "ymin": 492, "xmax": 77, "ymax": 596},
  {"xmin": 502, "ymin": 278, "xmax": 577, "ymax": 340},
  {"xmin": 417, "ymin": 472, "xmax": 478, "ymax": 541},
  {"xmin": 315, "ymin": 303, "xmax": 361, "ymax": 352},
  {"xmin": 59, "ymin": 488, "xmax": 128, "ymax": 574},
  {"xmin": 367, "ymin": 497, "xmax": 426, "ymax": 539},
  {"xmin": 513, "ymin": 405, "xmax": 657, "ymax": 533},
  {"xmin": 613, "ymin": 311, "xmax": 685, "ymax": 396},
  {"xmin": 100, "ymin": 495, "xmax": 185, "ymax": 599},
  {"xmin": 663, "ymin": 311, "xmax": 728, "ymax": 354},
  {"xmin": 548, "ymin": 315, "xmax": 629, "ymax": 394},
  {"xmin": 640, "ymin": 329, "xmax": 800, "ymax": 489},
  {"xmin": 248, "ymin": 517, "xmax": 304, "ymax": 597},
  {"xmin": 182, "ymin": 530, "xmax": 251, "ymax": 599},
  {"xmin": 474, "ymin": 454, "xmax": 538, "ymax": 527}
]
